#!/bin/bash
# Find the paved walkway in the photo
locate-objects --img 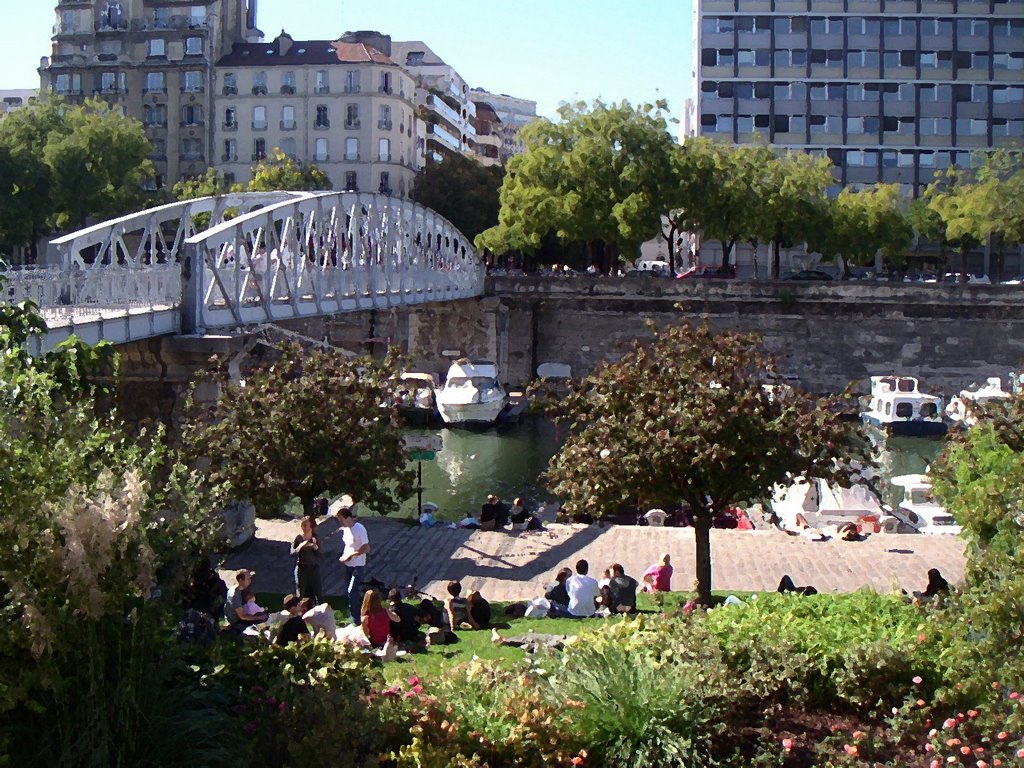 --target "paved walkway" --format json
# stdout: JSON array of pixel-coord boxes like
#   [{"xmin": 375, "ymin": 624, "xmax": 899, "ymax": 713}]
[{"xmin": 221, "ymin": 517, "xmax": 967, "ymax": 602}]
